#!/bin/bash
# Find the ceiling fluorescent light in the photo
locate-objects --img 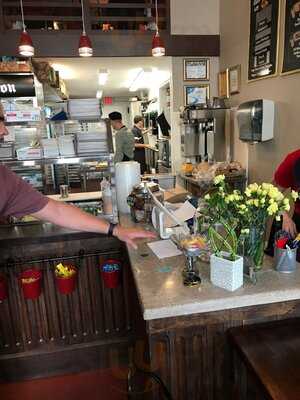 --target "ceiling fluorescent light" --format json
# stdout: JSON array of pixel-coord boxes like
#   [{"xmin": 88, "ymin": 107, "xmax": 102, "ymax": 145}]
[
  {"xmin": 98, "ymin": 69, "xmax": 109, "ymax": 85},
  {"xmin": 96, "ymin": 90, "xmax": 103, "ymax": 99}
]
